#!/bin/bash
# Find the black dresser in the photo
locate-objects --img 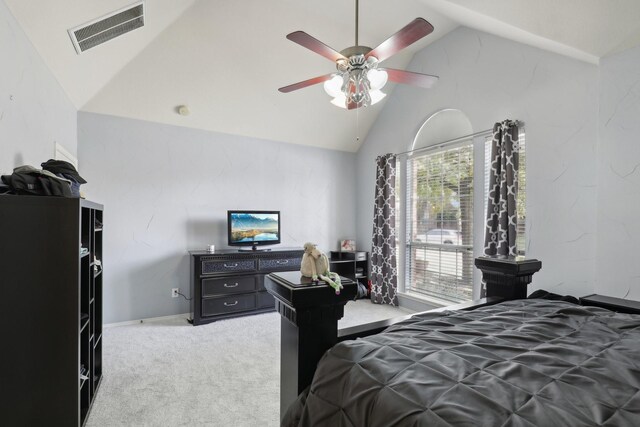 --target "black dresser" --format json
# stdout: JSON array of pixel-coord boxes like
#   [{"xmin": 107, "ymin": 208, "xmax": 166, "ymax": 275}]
[{"xmin": 189, "ymin": 248, "xmax": 303, "ymax": 325}]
